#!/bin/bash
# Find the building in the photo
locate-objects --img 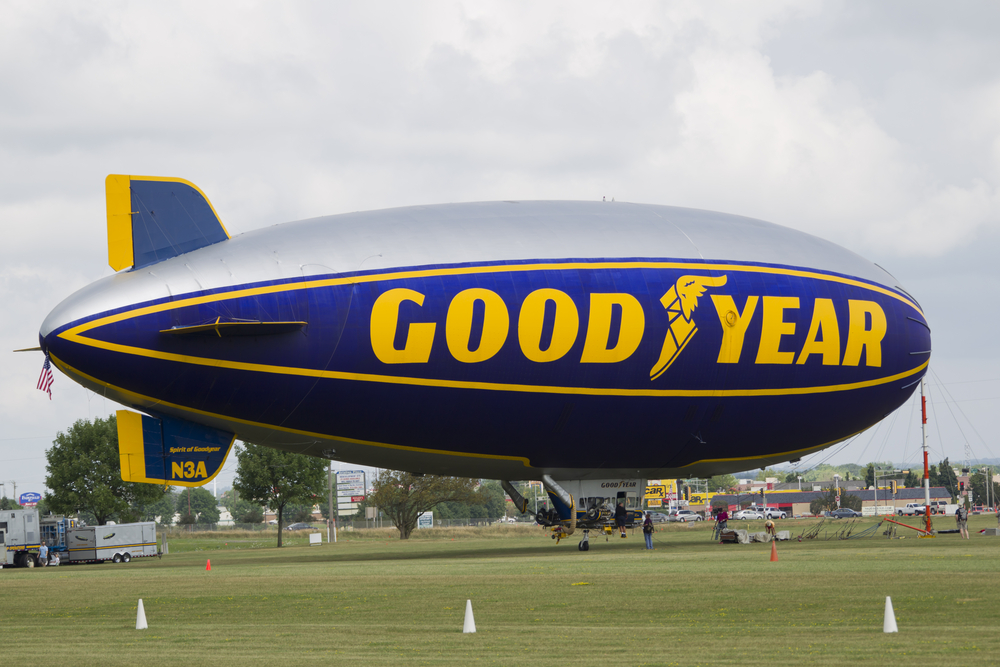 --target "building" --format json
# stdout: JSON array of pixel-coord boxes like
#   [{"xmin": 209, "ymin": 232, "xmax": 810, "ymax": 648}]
[{"xmin": 706, "ymin": 486, "xmax": 953, "ymax": 517}]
